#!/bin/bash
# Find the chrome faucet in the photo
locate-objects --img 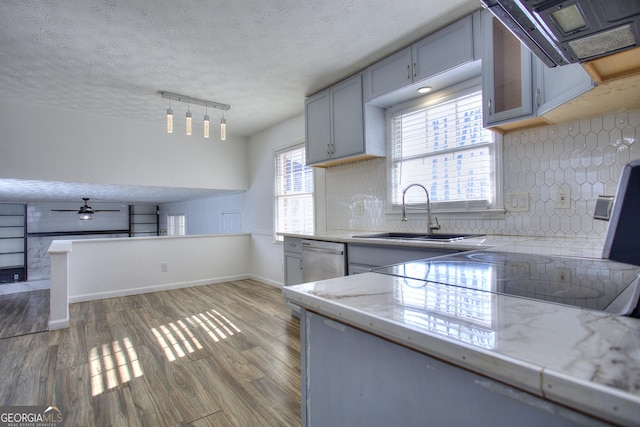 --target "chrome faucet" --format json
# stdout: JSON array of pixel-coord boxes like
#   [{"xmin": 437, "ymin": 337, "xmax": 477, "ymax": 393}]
[{"xmin": 401, "ymin": 183, "xmax": 440, "ymax": 233}]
